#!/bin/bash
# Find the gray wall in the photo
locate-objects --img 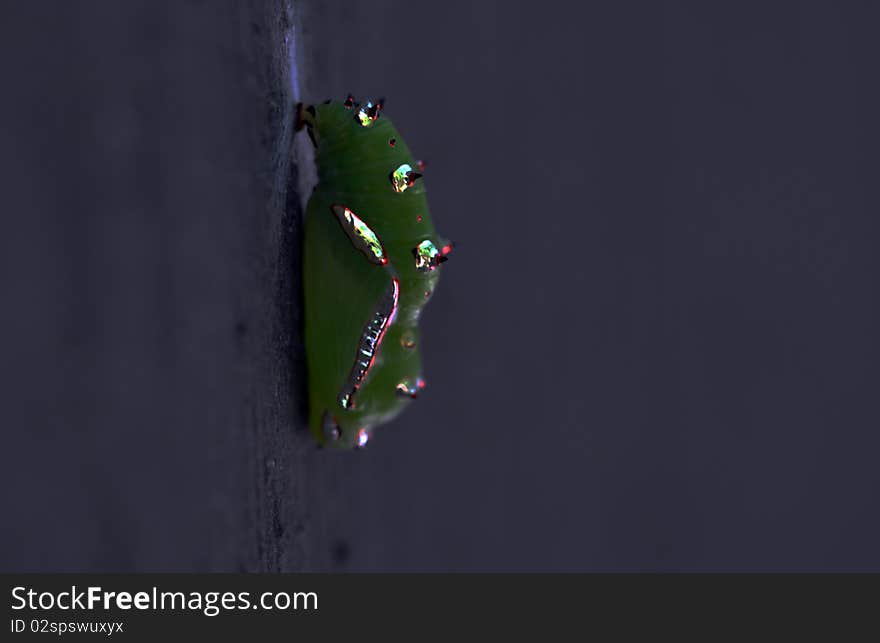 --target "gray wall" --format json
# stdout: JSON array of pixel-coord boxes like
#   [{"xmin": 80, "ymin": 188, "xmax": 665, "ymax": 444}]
[
  {"xmin": 2, "ymin": 0, "xmax": 878, "ymax": 571},
  {"xmin": 302, "ymin": 0, "xmax": 880, "ymax": 570}
]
